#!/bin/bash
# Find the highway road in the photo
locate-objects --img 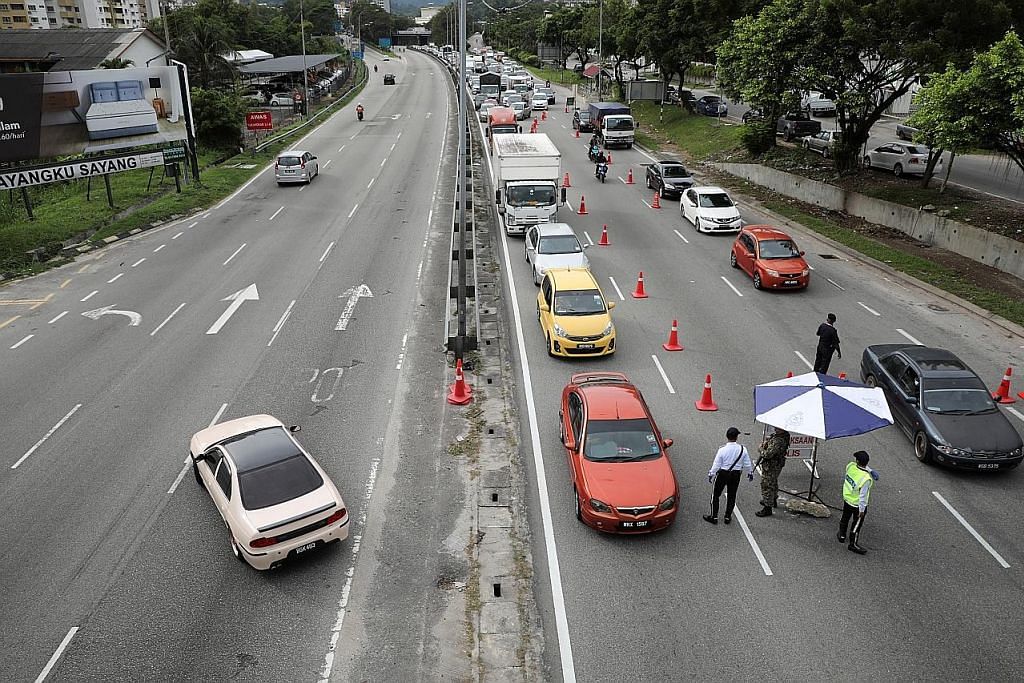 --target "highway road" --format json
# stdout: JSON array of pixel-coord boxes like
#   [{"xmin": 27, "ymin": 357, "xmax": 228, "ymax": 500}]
[
  {"xmin": 0, "ymin": 50, "xmax": 469, "ymax": 681},
  {"xmin": 488, "ymin": 85, "xmax": 1024, "ymax": 680}
]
